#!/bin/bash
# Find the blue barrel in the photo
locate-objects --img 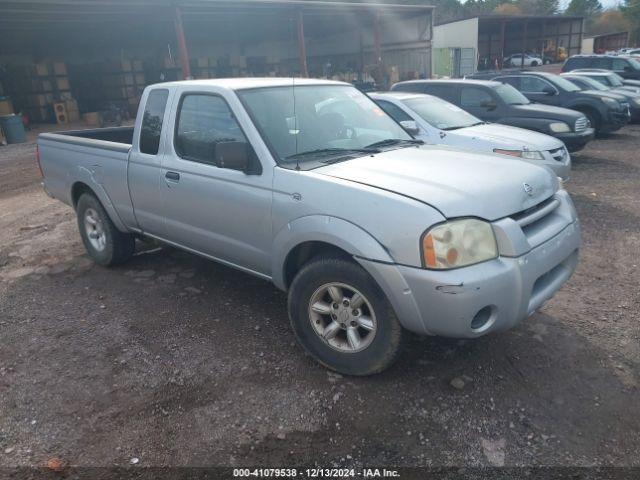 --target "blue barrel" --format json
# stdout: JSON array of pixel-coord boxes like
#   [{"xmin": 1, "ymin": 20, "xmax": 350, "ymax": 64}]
[{"xmin": 0, "ymin": 114, "xmax": 26, "ymax": 144}]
